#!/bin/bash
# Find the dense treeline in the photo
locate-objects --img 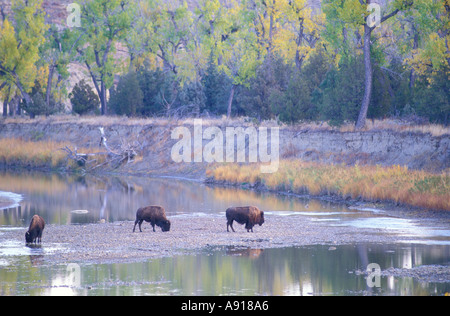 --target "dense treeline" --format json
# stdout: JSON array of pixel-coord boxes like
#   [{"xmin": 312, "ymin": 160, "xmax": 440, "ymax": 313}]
[{"xmin": 0, "ymin": 0, "xmax": 449, "ymax": 126}]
